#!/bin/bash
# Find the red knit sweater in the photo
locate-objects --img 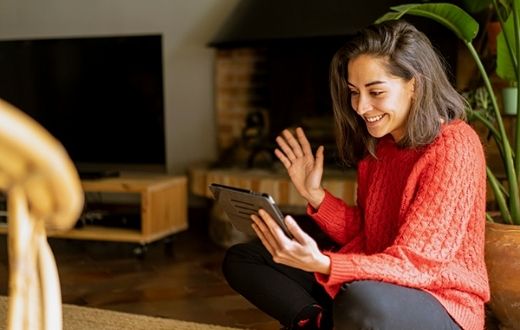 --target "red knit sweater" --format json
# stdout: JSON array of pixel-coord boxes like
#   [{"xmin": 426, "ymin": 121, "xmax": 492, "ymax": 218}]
[{"xmin": 308, "ymin": 120, "xmax": 490, "ymax": 330}]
